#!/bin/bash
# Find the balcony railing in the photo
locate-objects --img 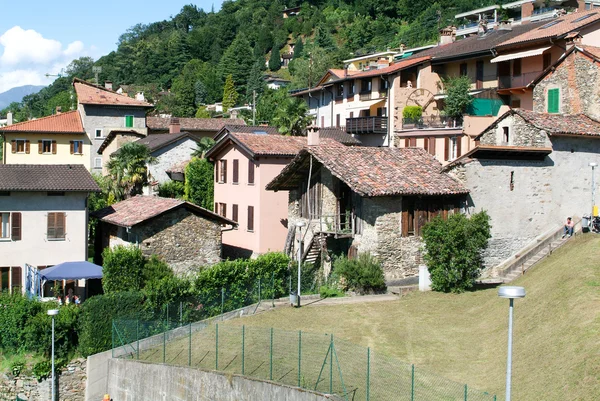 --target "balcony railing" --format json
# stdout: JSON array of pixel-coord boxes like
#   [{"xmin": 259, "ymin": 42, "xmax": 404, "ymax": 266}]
[
  {"xmin": 311, "ymin": 212, "xmax": 356, "ymax": 237},
  {"xmin": 498, "ymin": 71, "xmax": 543, "ymax": 89},
  {"xmin": 346, "ymin": 116, "xmax": 388, "ymax": 134},
  {"xmin": 359, "ymin": 92, "xmax": 372, "ymax": 101},
  {"xmin": 402, "ymin": 115, "xmax": 453, "ymax": 130}
]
